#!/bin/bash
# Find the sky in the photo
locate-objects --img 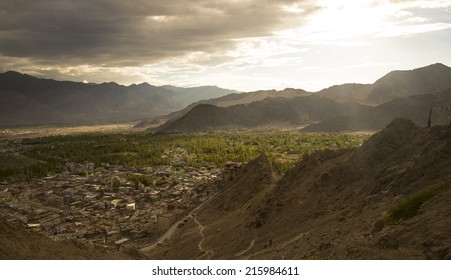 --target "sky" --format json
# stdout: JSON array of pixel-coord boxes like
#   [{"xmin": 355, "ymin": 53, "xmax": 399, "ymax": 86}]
[{"xmin": 0, "ymin": 0, "xmax": 450, "ymax": 92}]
